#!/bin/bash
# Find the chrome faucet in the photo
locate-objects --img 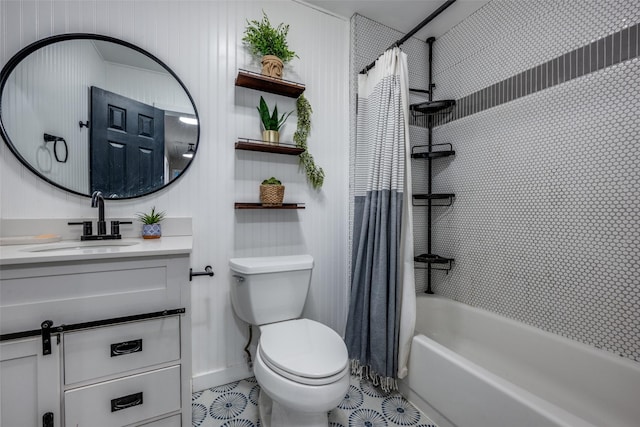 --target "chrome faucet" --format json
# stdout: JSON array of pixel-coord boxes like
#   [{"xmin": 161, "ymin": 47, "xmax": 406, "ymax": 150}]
[{"xmin": 91, "ymin": 190, "xmax": 107, "ymax": 235}]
